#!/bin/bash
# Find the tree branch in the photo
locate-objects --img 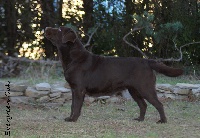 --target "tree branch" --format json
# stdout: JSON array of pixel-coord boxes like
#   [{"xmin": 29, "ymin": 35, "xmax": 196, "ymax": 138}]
[
  {"xmin": 123, "ymin": 26, "xmax": 200, "ymax": 62},
  {"xmin": 83, "ymin": 24, "xmax": 100, "ymax": 47},
  {"xmin": 123, "ymin": 26, "xmax": 148, "ymax": 59},
  {"xmin": 157, "ymin": 41, "xmax": 200, "ymax": 62}
]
